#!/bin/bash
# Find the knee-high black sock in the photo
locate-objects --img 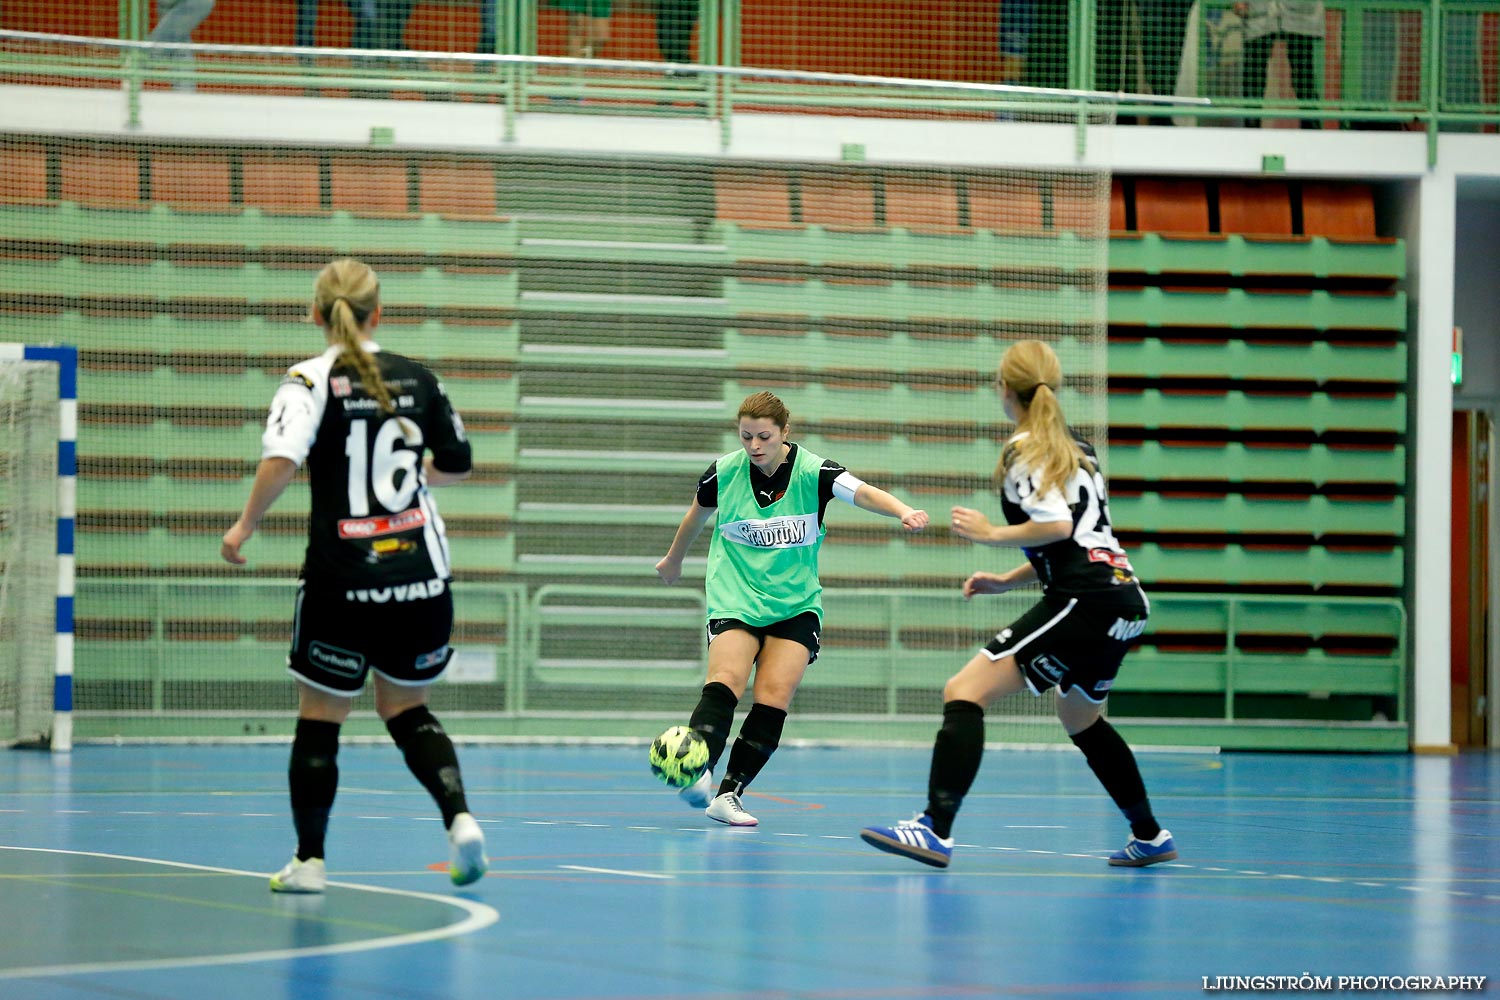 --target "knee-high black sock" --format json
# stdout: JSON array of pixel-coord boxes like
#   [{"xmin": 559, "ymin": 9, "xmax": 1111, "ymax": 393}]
[
  {"xmin": 386, "ymin": 706, "xmax": 470, "ymax": 828},
  {"xmin": 288, "ymin": 718, "xmax": 341, "ymax": 861},
  {"xmin": 1069, "ymin": 717, "xmax": 1161, "ymax": 840},
  {"xmin": 925, "ymin": 700, "xmax": 985, "ymax": 839},
  {"xmin": 720, "ymin": 703, "xmax": 786, "ymax": 795},
  {"xmin": 687, "ymin": 681, "xmax": 738, "ymax": 772}
]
